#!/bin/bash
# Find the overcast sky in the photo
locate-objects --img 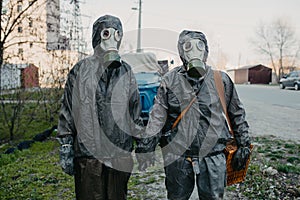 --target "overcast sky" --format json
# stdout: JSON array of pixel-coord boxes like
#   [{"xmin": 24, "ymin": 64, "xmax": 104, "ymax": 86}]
[{"xmin": 79, "ymin": 0, "xmax": 300, "ymax": 68}]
